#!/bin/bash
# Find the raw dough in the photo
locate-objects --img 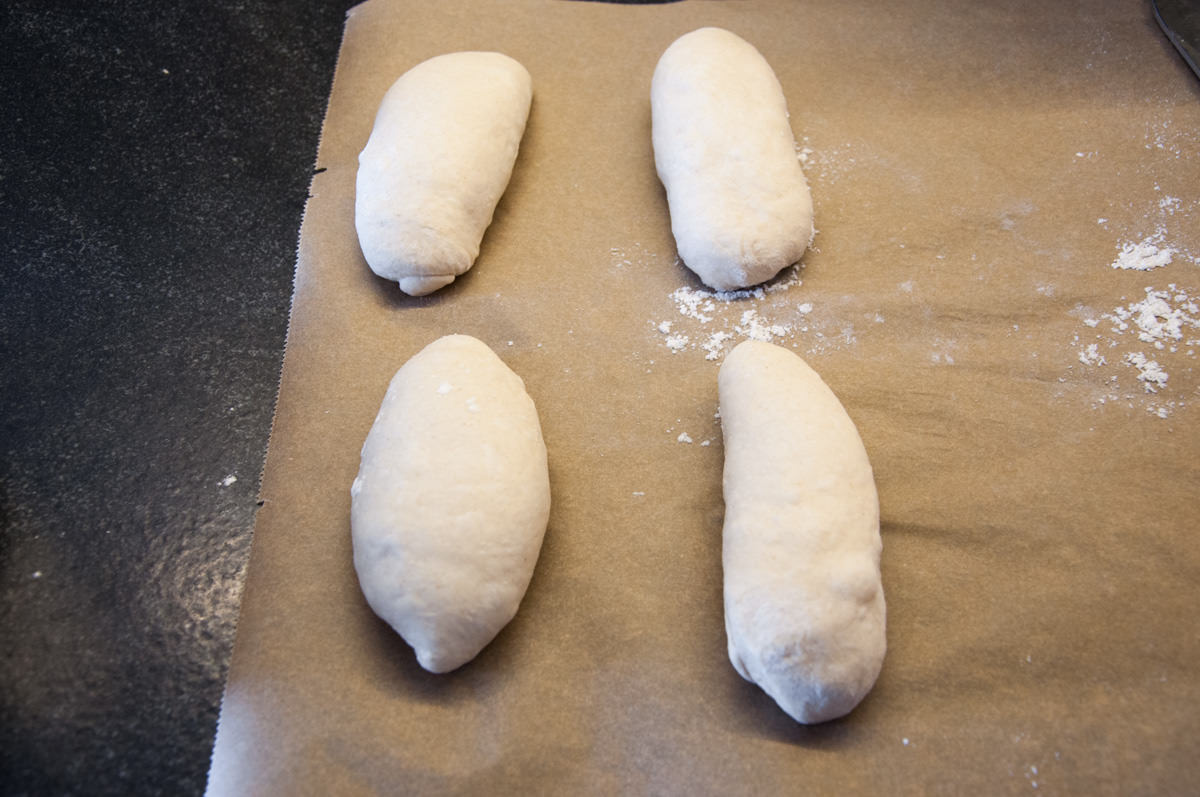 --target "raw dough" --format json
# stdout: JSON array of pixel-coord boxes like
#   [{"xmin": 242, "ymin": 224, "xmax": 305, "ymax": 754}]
[
  {"xmin": 718, "ymin": 340, "xmax": 885, "ymax": 723},
  {"xmin": 651, "ymin": 28, "xmax": 814, "ymax": 292},
  {"xmin": 355, "ymin": 52, "xmax": 532, "ymax": 296},
  {"xmin": 350, "ymin": 335, "xmax": 551, "ymax": 673}
]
